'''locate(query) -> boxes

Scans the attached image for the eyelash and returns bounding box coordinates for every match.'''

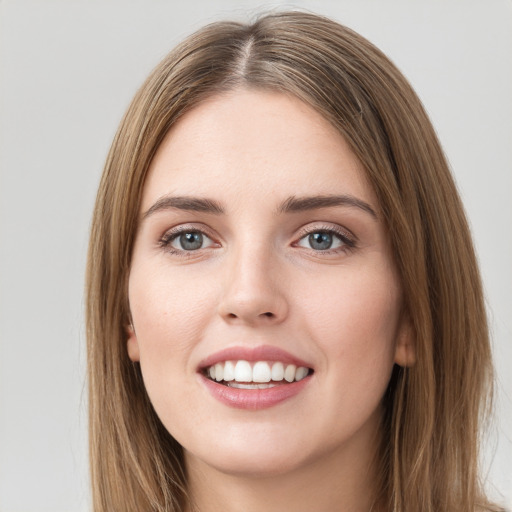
[158,224,217,257]
[158,224,356,256]
[294,224,356,254]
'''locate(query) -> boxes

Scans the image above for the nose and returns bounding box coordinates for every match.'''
[217,245,289,326]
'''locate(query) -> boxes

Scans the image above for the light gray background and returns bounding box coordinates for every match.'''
[0,1,510,511]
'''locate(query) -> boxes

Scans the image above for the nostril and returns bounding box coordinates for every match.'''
[263,312,274,317]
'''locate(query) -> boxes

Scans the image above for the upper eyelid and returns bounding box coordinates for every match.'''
[295,223,356,241]
[160,223,217,239]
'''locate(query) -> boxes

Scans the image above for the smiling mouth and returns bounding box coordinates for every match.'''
[203,360,313,389]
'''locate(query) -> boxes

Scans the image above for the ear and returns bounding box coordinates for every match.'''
[126,324,140,362]
[393,313,416,367]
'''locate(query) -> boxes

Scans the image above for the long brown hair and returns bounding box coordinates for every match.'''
[86,11,500,511]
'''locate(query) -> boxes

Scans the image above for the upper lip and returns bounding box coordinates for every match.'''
[198,345,313,371]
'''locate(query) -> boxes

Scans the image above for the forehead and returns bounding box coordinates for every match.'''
[142,88,377,211]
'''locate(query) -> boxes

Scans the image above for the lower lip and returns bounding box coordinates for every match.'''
[200,374,311,410]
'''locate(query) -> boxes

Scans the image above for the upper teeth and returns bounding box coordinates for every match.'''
[207,360,310,383]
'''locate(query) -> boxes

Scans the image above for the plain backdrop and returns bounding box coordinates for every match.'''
[0,1,511,510]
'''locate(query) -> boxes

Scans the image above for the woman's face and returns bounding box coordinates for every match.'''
[127,89,412,477]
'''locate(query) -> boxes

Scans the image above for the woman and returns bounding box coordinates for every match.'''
[86,11,503,512]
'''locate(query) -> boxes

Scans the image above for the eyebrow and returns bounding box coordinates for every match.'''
[278,194,378,219]
[142,195,225,219]
[142,193,377,220]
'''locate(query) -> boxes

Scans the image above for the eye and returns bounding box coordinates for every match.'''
[303,232,336,251]
[161,229,216,252]
[295,228,354,252]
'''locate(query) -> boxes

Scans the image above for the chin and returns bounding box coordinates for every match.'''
[183,423,333,480]
[191,446,311,479]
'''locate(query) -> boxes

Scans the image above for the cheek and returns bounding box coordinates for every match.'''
[127,266,219,427]
[297,264,401,381]
[128,265,217,367]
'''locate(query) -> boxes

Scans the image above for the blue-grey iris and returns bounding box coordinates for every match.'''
[180,232,203,250]
[309,232,333,250]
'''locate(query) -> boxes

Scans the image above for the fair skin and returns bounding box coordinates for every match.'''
[127,89,414,512]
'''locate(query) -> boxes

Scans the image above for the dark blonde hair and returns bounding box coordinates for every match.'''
[86,11,500,511]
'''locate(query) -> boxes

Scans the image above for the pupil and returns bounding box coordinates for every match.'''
[180,232,203,250]
[309,232,332,250]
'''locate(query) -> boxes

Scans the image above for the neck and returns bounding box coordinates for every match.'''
[184,416,384,512]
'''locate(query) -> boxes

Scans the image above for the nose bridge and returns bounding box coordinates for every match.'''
[218,234,287,324]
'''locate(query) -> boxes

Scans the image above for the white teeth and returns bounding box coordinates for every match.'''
[295,366,308,381]
[271,362,284,381]
[252,361,271,383]
[227,382,278,389]
[206,360,310,384]
[234,360,252,382]
[214,363,224,382]
[223,361,235,381]
[284,364,296,383]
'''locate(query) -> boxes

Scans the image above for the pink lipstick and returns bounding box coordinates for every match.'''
[198,345,314,410]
